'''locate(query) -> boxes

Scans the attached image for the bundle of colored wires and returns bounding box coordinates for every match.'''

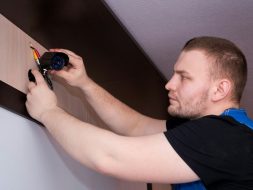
[30,43,41,66]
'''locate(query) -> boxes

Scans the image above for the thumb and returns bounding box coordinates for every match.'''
[51,69,71,80]
[31,70,46,85]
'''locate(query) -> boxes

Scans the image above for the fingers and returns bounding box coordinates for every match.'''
[31,70,46,85]
[51,69,72,80]
[27,70,46,93]
[49,48,84,68]
[27,82,36,92]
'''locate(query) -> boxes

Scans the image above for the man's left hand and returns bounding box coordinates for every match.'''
[26,70,58,122]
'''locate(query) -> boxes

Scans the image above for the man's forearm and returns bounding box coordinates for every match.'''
[78,78,148,136]
[40,107,120,172]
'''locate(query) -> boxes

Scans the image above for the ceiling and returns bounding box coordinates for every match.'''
[103,0,253,78]
[103,0,253,115]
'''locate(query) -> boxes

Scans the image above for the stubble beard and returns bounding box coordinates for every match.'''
[168,90,209,119]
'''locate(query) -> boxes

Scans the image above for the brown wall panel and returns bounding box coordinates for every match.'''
[0,13,147,190]
[0,14,103,126]
[0,0,169,120]
[1,1,170,189]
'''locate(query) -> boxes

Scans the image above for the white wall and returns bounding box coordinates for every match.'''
[0,107,146,190]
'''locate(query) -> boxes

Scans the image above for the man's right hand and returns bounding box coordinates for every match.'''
[49,48,166,137]
[49,49,90,88]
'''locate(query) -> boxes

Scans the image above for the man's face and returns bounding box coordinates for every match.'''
[165,50,213,119]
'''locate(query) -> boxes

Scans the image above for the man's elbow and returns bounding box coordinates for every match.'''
[92,154,120,178]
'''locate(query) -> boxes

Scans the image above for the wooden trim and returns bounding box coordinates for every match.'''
[0,80,42,126]
[147,183,153,190]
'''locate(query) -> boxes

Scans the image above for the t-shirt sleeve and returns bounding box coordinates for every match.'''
[166,117,189,130]
[164,115,252,185]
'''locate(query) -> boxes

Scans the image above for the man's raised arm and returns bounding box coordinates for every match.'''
[50,49,166,136]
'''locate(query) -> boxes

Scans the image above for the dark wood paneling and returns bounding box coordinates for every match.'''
[0,0,169,119]
[1,1,169,189]
[0,80,42,126]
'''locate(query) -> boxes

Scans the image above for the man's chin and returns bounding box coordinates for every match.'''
[168,107,180,117]
[168,107,194,119]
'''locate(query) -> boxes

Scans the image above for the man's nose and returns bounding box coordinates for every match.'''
[165,75,176,91]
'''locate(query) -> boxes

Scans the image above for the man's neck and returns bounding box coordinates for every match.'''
[205,102,240,116]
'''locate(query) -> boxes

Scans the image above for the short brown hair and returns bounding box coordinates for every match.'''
[182,36,247,103]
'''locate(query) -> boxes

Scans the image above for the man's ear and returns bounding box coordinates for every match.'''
[211,79,232,102]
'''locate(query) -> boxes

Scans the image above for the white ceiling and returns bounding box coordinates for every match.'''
[103,0,253,116]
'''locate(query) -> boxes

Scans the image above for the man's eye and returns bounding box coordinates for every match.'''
[181,76,187,80]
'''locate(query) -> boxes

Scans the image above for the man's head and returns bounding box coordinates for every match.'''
[166,36,247,119]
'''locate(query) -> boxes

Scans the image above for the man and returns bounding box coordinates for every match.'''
[26,36,253,189]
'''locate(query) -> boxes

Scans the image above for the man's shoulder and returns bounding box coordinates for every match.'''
[166,115,232,130]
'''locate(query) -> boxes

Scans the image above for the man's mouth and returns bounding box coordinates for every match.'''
[169,99,177,105]
[169,94,177,101]
[169,97,178,106]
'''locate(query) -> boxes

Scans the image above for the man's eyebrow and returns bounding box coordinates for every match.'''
[174,69,191,76]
